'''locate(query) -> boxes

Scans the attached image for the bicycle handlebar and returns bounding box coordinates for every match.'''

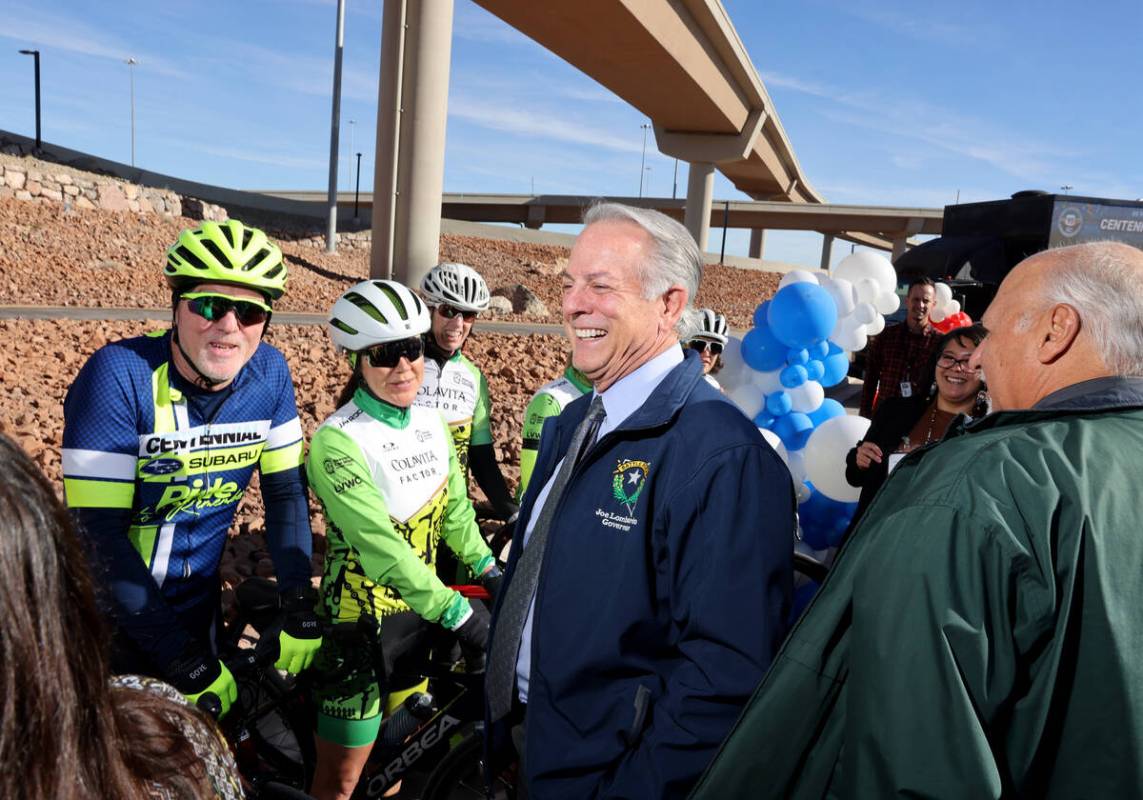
[451,584,491,601]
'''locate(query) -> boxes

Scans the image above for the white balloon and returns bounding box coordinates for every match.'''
[834,251,897,295]
[832,317,865,352]
[804,414,872,502]
[718,336,750,391]
[866,314,886,336]
[874,291,900,315]
[929,307,948,323]
[934,282,953,306]
[821,276,857,318]
[854,277,881,305]
[852,301,877,326]
[848,329,868,353]
[726,379,763,419]
[788,380,825,413]
[778,269,820,289]
[751,366,784,396]
[758,427,789,466]
[786,449,808,486]
[947,299,961,315]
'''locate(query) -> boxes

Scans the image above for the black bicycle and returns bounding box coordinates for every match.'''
[211,577,515,800]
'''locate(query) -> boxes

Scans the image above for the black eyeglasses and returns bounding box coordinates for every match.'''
[363,336,424,368]
[688,340,724,356]
[436,304,477,322]
[936,353,978,371]
[183,293,271,327]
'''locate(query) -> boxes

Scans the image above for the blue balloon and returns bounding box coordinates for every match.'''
[804,359,825,382]
[764,390,792,417]
[808,398,845,427]
[799,484,859,549]
[773,411,813,451]
[767,283,839,349]
[752,300,771,328]
[753,410,775,429]
[820,342,850,388]
[780,364,808,388]
[742,323,788,372]
[812,340,832,359]
[786,348,809,366]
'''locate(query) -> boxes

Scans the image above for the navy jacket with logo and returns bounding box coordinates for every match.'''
[488,351,795,798]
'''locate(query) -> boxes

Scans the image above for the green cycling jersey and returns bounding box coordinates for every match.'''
[517,366,592,500]
[307,385,494,630]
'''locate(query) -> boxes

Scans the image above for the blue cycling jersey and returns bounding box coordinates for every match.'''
[62,330,312,667]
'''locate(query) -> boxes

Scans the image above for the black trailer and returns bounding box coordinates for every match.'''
[895,191,1143,317]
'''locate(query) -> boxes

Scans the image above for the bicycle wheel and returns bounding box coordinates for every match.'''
[234,679,317,793]
[420,733,515,800]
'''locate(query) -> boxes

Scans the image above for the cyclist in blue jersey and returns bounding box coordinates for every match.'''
[62,220,321,718]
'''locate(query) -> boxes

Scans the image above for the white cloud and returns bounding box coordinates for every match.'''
[0,5,190,80]
[449,98,642,154]
[837,5,987,48]
[160,138,326,171]
[763,69,1077,185]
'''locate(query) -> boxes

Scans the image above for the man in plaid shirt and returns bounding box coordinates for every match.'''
[859,277,941,418]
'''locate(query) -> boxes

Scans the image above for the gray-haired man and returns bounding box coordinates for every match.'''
[485,202,795,798]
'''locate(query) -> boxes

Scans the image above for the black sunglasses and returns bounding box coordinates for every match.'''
[183,293,270,327]
[688,340,724,356]
[437,304,477,322]
[364,336,424,368]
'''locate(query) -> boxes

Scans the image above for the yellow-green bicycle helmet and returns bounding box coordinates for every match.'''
[164,220,287,300]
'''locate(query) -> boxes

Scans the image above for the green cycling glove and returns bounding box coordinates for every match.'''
[276,586,322,674]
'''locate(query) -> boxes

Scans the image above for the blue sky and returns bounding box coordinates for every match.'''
[2,0,1140,268]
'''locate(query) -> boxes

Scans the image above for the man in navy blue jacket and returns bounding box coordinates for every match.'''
[486,201,795,798]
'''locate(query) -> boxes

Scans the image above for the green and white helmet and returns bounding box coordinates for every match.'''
[420,262,490,313]
[164,220,287,299]
[691,308,729,345]
[328,279,430,351]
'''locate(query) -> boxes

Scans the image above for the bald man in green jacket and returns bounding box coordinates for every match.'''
[693,241,1143,799]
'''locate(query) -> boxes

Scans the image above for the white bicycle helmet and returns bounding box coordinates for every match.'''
[690,308,729,345]
[420,262,491,313]
[328,279,430,351]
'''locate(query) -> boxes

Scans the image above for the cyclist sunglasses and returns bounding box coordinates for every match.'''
[436,304,478,322]
[182,292,271,327]
[364,336,424,368]
[688,339,724,356]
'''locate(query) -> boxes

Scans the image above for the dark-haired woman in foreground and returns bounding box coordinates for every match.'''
[0,433,242,800]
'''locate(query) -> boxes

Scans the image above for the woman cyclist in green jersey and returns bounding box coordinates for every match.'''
[307,279,500,800]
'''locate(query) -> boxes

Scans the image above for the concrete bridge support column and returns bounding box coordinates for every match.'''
[749,228,766,260]
[684,162,715,251]
[370,0,454,283]
[891,235,907,263]
[820,234,834,272]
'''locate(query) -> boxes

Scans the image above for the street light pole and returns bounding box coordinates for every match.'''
[125,58,137,167]
[672,158,679,200]
[638,122,651,198]
[18,49,41,150]
[354,152,362,220]
[325,0,346,254]
[347,119,355,184]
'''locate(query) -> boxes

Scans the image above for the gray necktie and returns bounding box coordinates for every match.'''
[486,395,605,721]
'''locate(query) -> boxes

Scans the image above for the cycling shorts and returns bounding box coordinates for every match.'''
[313,611,431,748]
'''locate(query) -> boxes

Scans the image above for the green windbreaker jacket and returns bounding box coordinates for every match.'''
[692,398,1143,799]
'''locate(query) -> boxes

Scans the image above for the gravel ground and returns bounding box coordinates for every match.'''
[0,197,779,327]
